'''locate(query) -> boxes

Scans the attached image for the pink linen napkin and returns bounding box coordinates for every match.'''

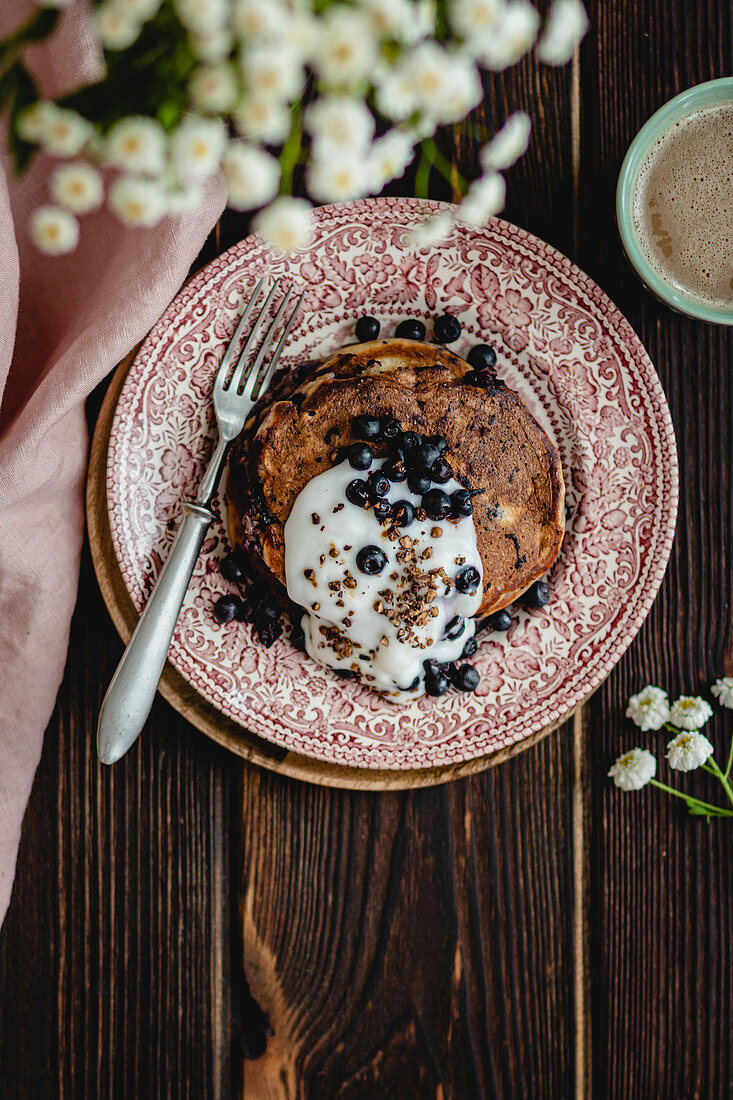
[0,5,226,924]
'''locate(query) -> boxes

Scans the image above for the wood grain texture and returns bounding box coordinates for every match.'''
[1,2,732,1097]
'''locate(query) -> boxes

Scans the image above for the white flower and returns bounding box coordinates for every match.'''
[477,1,540,70]
[191,27,233,62]
[115,0,161,19]
[233,0,289,40]
[105,116,167,174]
[96,4,141,50]
[402,43,482,125]
[50,162,104,214]
[171,116,225,181]
[450,0,502,46]
[16,101,56,144]
[222,142,280,210]
[666,731,714,772]
[29,205,80,255]
[669,695,713,731]
[253,196,313,252]
[240,42,304,101]
[369,130,415,187]
[305,97,375,155]
[362,0,417,39]
[313,6,378,88]
[39,0,74,8]
[174,0,228,35]
[166,181,203,215]
[608,748,657,792]
[457,171,506,227]
[233,94,291,144]
[190,63,239,113]
[625,685,670,732]
[711,678,733,709]
[38,106,92,157]
[537,0,589,65]
[481,111,532,170]
[374,65,419,123]
[406,211,454,248]
[109,175,167,227]
[307,152,373,202]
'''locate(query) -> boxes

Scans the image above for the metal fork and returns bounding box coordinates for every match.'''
[97,279,304,765]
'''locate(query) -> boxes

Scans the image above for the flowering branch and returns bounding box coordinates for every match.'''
[609,679,733,821]
[1,0,589,254]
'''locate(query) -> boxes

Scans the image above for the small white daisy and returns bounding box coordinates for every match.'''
[669,695,713,731]
[171,116,226,181]
[666,731,714,773]
[109,175,168,227]
[625,685,671,732]
[222,142,280,211]
[96,4,142,51]
[608,748,657,791]
[537,0,590,65]
[114,0,161,19]
[457,171,506,227]
[38,106,92,157]
[191,27,233,62]
[240,41,304,102]
[307,152,373,203]
[313,6,378,88]
[478,0,540,70]
[233,94,291,144]
[711,678,733,709]
[190,63,239,113]
[16,101,56,144]
[481,111,532,171]
[30,205,80,255]
[369,129,415,187]
[253,196,313,252]
[374,64,419,123]
[105,115,167,175]
[361,0,416,39]
[166,180,203,215]
[305,97,375,154]
[406,211,455,248]
[233,0,289,40]
[403,43,482,125]
[174,0,228,35]
[50,162,104,214]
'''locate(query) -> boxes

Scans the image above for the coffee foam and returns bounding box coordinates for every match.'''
[632,101,733,309]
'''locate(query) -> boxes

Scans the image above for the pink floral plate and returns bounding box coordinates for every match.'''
[106,196,678,771]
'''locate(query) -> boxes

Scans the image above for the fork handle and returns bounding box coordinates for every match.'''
[97,502,214,764]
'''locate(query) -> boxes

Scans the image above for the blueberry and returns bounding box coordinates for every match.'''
[489,609,512,631]
[258,601,280,620]
[400,431,422,453]
[290,627,306,652]
[461,635,478,658]
[422,488,452,520]
[395,319,426,341]
[220,550,246,583]
[213,594,243,624]
[445,616,466,640]
[257,618,282,648]
[347,442,373,470]
[425,670,451,697]
[424,434,448,456]
[467,344,497,371]
[410,442,441,474]
[452,663,480,692]
[408,472,432,495]
[355,315,380,341]
[455,565,481,594]
[379,415,401,442]
[367,471,390,500]
[451,489,473,518]
[430,457,453,484]
[335,668,359,679]
[523,580,550,609]
[384,458,407,482]
[373,499,392,521]
[356,545,387,575]
[352,414,381,440]
[423,658,444,675]
[346,478,369,507]
[391,500,415,527]
[434,314,462,343]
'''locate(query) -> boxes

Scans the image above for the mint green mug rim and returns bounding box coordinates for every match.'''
[616,77,733,325]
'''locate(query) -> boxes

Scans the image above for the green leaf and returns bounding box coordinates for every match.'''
[4,63,39,174]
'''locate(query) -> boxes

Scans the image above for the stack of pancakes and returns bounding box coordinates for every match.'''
[226,338,565,618]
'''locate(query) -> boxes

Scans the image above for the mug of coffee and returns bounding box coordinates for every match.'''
[616,77,733,324]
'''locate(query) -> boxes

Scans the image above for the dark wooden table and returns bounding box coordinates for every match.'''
[1,3,732,1096]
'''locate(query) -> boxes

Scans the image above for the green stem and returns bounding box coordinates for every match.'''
[706,757,733,810]
[724,735,733,781]
[414,146,432,199]
[421,136,467,193]
[278,99,302,196]
[648,778,733,817]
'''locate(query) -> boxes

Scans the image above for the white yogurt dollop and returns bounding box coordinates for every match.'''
[284,458,483,701]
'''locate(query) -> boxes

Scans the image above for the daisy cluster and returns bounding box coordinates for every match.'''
[608,679,733,820]
[11,0,589,254]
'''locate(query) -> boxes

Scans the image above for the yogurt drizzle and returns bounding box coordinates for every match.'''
[284,458,483,701]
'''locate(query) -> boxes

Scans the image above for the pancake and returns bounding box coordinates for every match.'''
[227,338,564,618]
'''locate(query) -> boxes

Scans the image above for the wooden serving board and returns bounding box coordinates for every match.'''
[86,349,573,790]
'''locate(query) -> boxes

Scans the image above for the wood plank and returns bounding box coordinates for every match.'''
[577,2,733,1096]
